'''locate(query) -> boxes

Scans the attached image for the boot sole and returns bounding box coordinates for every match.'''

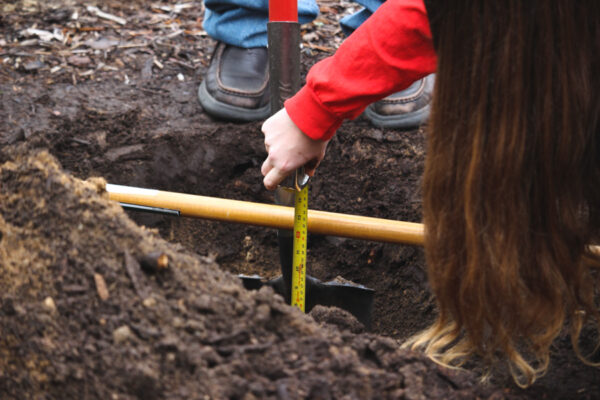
[363,103,431,129]
[198,81,271,122]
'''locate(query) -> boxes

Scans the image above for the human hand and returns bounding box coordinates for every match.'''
[261,108,328,190]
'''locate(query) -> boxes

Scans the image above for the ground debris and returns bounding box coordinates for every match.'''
[124,250,149,298]
[0,0,209,86]
[86,6,127,26]
[42,296,57,313]
[140,251,169,273]
[94,272,110,301]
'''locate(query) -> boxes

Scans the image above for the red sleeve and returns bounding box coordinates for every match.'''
[285,0,437,141]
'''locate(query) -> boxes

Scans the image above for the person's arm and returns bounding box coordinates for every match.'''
[262,0,436,189]
[286,0,436,141]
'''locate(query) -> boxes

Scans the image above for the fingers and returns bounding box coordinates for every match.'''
[261,142,327,188]
[263,165,289,190]
[263,168,285,191]
[260,158,273,177]
[261,157,293,190]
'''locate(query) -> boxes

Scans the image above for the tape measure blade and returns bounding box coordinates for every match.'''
[291,185,308,312]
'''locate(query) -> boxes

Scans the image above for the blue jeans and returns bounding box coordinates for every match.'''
[203,0,385,48]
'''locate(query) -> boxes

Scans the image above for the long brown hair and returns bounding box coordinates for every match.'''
[410,0,600,386]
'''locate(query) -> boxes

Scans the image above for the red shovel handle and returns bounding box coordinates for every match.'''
[269,0,298,22]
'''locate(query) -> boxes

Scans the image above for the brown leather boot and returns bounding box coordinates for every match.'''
[198,42,270,121]
[364,73,435,129]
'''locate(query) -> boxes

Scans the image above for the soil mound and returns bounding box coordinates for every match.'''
[0,149,503,399]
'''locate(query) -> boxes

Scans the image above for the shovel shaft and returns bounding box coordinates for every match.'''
[106,184,425,246]
[268,21,300,115]
[268,12,303,306]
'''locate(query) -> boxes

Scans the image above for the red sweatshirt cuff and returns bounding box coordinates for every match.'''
[284,86,343,142]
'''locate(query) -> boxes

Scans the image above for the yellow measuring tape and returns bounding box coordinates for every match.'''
[291,184,308,311]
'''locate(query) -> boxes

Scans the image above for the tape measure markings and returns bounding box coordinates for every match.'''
[291,184,308,311]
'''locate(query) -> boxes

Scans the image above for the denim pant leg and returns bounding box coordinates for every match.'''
[203,0,320,48]
[339,0,386,36]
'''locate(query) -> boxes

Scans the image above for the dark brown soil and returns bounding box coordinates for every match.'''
[0,1,598,399]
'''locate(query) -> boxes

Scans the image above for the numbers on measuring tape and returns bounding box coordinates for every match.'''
[291,184,308,312]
